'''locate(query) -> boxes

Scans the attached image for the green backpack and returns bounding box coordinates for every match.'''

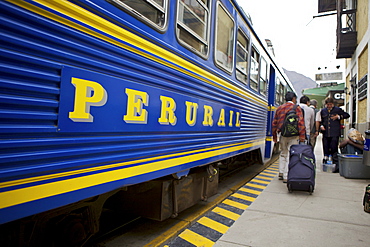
[281,105,299,137]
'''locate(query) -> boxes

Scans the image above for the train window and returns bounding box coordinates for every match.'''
[284,86,289,101]
[108,0,168,29]
[275,78,280,104]
[280,81,284,104]
[177,0,210,56]
[236,30,249,83]
[275,78,283,105]
[259,57,268,96]
[215,3,234,72]
[250,46,259,90]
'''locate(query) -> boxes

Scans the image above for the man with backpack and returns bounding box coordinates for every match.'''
[272,92,306,183]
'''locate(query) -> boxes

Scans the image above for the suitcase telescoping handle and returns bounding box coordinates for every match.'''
[299,140,308,145]
[299,134,311,145]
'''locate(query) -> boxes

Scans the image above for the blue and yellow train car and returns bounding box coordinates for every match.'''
[0,0,294,245]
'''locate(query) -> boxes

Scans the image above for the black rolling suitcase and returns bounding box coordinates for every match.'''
[287,144,316,194]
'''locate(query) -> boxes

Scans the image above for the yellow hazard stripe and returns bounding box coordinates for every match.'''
[223,199,249,210]
[212,207,240,221]
[246,183,266,190]
[178,229,215,247]
[238,187,262,195]
[250,178,270,184]
[197,217,229,234]
[232,193,256,202]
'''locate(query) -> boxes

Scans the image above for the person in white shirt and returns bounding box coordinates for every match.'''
[309,99,319,148]
[299,96,315,143]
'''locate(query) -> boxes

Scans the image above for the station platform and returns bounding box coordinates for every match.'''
[165,135,370,247]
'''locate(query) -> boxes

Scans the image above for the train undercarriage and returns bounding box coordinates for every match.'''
[0,149,263,247]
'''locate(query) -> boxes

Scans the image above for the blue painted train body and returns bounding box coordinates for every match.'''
[0,0,294,242]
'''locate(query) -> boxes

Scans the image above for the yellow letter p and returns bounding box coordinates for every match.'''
[68,78,107,122]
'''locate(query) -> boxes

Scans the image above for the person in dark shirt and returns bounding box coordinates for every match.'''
[316,97,350,172]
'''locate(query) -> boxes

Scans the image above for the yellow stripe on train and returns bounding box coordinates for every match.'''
[0,139,264,210]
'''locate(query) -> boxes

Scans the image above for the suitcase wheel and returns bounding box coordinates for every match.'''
[308,185,314,195]
[365,202,370,213]
[288,183,293,193]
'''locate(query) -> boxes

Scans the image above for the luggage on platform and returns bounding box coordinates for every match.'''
[287,144,316,194]
[364,184,370,213]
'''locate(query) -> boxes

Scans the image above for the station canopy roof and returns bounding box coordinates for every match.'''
[302,83,345,109]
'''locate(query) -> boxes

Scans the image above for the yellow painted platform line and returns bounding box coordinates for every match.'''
[259,172,275,177]
[250,178,270,184]
[178,229,215,247]
[197,217,229,234]
[223,198,249,210]
[266,167,279,171]
[246,183,266,189]
[238,187,262,195]
[263,170,278,174]
[255,174,274,180]
[265,167,278,171]
[231,193,256,202]
[212,206,240,221]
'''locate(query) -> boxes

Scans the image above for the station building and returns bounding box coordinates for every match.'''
[320,0,370,134]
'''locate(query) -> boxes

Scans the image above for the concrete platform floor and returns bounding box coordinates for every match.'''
[214,135,370,247]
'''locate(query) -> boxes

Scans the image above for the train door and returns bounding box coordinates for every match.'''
[264,65,276,159]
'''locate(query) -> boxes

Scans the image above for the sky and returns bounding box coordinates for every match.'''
[236,0,345,81]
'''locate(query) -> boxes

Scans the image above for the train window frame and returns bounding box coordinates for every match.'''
[176,0,210,57]
[236,29,250,84]
[214,2,235,74]
[107,0,168,31]
[250,45,259,91]
[259,57,268,96]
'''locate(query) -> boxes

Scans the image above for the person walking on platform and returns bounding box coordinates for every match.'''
[309,99,319,148]
[272,92,306,183]
[299,96,315,144]
[316,97,350,172]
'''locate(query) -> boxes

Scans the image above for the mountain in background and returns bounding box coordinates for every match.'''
[283,69,317,98]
